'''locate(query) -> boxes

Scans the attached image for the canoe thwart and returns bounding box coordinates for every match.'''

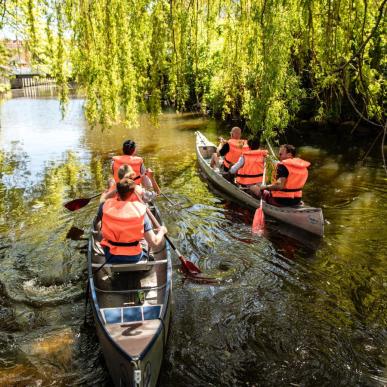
[92,259,168,272]
[94,283,168,295]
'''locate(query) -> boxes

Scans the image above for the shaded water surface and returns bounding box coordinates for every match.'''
[0,88,386,386]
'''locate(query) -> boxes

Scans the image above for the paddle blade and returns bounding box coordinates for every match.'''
[252,207,265,234]
[64,198,91,211]
[66,226,85,240]
[178,255,202,275]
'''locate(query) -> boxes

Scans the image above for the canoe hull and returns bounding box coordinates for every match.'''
[88,203,172,387]
[91,285,171,387]
[195,131,324,236]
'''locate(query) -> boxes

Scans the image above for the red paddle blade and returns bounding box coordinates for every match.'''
[66,226,85,240]
[252,207,265,234]
[178,255,202,274]
[64,198,91,211]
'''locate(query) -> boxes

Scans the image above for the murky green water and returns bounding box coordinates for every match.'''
[0,88,386,386]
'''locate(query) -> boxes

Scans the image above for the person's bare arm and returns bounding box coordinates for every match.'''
[100,178,116,203]
[260,177,286,191]
[100,189,116,203]
[144,226,167,249]
[145,168,161,195]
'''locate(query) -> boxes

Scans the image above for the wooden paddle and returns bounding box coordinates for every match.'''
[144,206,202,275]
[252,160,266,234]
[65,191,177,211]
[160,192,180,207]
[64,193,101,211]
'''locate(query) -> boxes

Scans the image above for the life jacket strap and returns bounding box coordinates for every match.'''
[279,188,302,192]
[236,173,263,178]
[107,240,140,247]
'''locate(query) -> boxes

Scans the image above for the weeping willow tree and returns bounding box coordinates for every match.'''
[0,0,385,140]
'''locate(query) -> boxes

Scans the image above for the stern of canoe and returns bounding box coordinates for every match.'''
[262,202,324,237]
[92,294,172,387]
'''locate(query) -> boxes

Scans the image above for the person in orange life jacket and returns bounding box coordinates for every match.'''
[111,139,152,188]
[95,178,167,264]
[253,144,310,207]
[100,164,161,204]
[229,137,268,188]
[210,127,248,172]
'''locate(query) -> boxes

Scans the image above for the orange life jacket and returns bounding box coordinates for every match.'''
[223,139,249,168]
[236,149,268,185]
[112,155,143,184]
[101,198,146,256]
[271,158,310,199]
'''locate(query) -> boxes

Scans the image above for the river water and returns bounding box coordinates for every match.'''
[0,88,386,386]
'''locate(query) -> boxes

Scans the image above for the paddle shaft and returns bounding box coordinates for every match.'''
[87,193,102,200]
[259,160,267,208]
[160,192,178,207]
[64,193,101,211]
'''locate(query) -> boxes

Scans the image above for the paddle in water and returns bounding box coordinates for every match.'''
[252,160,266,235]
[66,226,86,240]
[144,206,204,276]
[64,193,101,211]
[252,205,265,234]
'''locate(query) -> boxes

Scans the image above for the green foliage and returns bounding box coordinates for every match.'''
[1,0,385,136]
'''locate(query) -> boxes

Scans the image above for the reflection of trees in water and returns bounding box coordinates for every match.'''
[0,146,109,240]
[89,152,109,192]
[0,149,30,232]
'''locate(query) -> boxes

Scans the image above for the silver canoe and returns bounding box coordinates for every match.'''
[87,202,172,387]
[195,131,324,237]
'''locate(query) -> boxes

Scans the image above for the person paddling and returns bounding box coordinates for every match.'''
[95,177,167,264]
[252,144,310,207]
[112,140,152,187]
[229,137,268,189]
[101,164,161,203]
[210,127,248,172]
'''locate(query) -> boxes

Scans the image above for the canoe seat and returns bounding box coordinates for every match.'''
[101,305,162,325]
[92,259,167,272]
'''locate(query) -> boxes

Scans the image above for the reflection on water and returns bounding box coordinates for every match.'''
[0,87,386,386]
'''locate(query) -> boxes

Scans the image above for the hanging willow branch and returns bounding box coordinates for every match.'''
[335,0,387,72]
[341,80,383,128]
[382,121,387,175]
[0,0,382,153]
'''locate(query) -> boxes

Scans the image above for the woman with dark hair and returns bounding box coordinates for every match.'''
[95,177,167,263]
